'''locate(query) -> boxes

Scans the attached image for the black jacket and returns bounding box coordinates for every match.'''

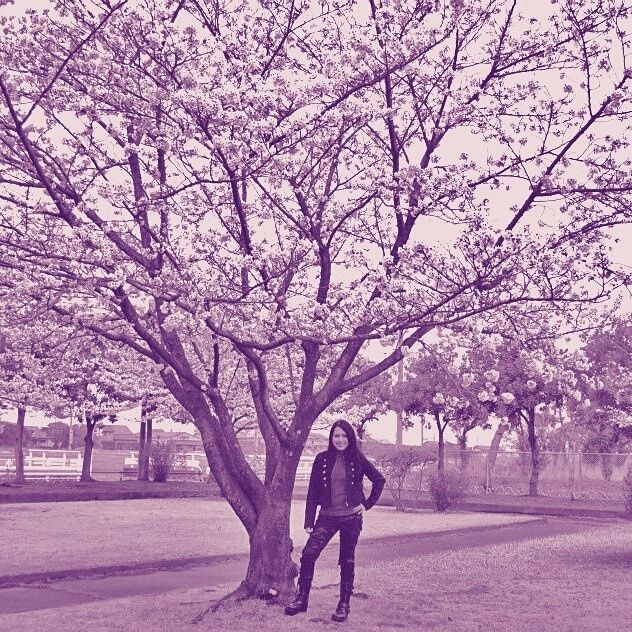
[304,449,386,529]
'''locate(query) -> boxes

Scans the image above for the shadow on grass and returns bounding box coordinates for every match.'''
[566,549,632,569]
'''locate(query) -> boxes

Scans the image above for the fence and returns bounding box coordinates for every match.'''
[0,449,83,481]
[0,448,212,482]
[2,446,629,500]
[244,454,315,483]
[89,450,211,481]
[396,449,632,501]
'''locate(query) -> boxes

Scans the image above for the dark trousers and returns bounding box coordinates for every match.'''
[299,512,362,593]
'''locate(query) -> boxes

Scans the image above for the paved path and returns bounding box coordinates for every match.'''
[0,516,609,615]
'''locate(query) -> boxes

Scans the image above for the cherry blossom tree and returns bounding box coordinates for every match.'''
[572,319,632,478]
[0,0,630,602]
[393,333,490,471]
[455,333,514,482]
[475,338,565,496]
[57,329,195,482]
[45,421,71,448]
[583,318,632,433]
[0,296,69,482]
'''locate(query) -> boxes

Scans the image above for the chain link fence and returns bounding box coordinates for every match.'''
[397,449,631,500]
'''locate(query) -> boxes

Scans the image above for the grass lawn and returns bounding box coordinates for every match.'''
[0,498,538,577]
[0,479,219,502]
[0,517,629,631]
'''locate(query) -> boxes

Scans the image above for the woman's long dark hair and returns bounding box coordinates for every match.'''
[328,419,361,456]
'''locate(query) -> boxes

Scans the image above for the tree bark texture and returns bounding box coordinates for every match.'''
[81,414,96,482]
[484,421,508,489]
[138,397,153,481]
[458,430,469,471]
[396,358,404,447]
[242,498,298,598]
[436,412,445,472]
[189,407,302,599]
[525,408,540,496]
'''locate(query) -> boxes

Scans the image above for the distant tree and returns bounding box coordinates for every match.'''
[476,339,565,496]
[45,422,70,449]
[0,423,15,448]
[56,341,140,482]
[0,300,67,482]
[553,322,632,480]
[581,319,632,447]
[393,333,490,471]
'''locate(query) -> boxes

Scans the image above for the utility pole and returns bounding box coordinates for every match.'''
[396,357,404,448]
[68,404,74,450]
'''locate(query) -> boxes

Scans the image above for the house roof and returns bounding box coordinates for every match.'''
[101,425,135,440]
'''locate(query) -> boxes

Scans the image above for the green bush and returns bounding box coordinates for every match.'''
[622,466,632,517]
[150,440,184,483]
[429,470,466,512]
[373,446,436,512]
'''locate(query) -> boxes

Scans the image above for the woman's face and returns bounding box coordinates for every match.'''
[332,426,349,451]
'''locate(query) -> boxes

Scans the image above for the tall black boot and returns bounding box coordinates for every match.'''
[332,562,354,622]
[285,569,313,615]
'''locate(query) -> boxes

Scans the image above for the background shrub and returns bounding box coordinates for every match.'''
[623,465,632,517]
[373,446,435,511]
[150,440,184,483]
[429,470,466,512]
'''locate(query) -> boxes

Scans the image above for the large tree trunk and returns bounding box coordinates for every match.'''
[243,497,297,598]
[194,417,299,602]
[200,455,298,600]
[80,414,96,482]
[15,406,26,484]
[161,365,297,605]
[525,408,540,496]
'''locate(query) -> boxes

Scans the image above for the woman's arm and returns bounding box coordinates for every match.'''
[361,454,386,510]
[304,454,321,530]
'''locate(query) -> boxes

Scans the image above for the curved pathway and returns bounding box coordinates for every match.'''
[0,516,612,615]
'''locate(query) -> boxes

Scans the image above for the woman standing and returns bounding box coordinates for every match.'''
[285,419,385,622]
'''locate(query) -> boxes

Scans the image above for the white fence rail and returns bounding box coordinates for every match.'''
[0,449,83,481]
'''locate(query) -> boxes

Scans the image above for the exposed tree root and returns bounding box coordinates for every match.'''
[191,583,252,624]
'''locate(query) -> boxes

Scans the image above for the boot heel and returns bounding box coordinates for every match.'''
[331,600,350,622]
[285,602,308,616]
[284,589,310,616]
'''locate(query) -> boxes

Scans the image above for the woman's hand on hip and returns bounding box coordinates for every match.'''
[305,527,313,534]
